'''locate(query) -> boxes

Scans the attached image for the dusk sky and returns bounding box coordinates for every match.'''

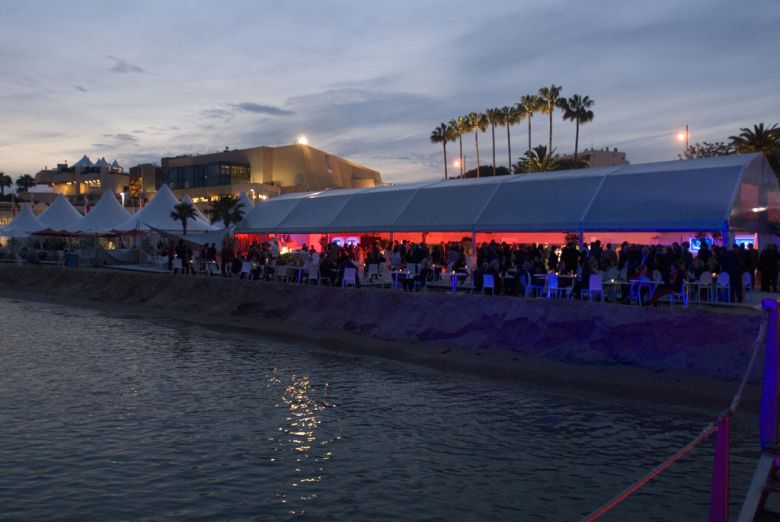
[1,0,778,183]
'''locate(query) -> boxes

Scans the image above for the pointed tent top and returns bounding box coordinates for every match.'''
[68,190,131,234]
[111,159,121,168]
[94,157,109,167]
[72,154,93,168]
[180,194,212,225]
[0,204,45,237]
[37,194,83,232]
[237,191,254,213]
[114,184,218,233]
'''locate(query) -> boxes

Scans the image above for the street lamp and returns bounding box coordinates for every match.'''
[120,192,125,207]
[297,135,309,145]
[677,125,689,158]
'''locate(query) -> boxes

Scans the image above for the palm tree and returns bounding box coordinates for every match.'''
[14,174,35,194]
[729,123,780,155]
[538,84,564,153]
[518,95,541,173]
[515,145,562,173]
[501,105,522,173]
[209,195,245,228]
[170,202,197,235]
[0,172,11,196]
[449,116,469,177]
[486,108,503,176]
[467,112,488,177]
[560,94,595,161]
[430,123,453,179]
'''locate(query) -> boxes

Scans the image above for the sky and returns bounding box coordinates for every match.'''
[1,0,779,184]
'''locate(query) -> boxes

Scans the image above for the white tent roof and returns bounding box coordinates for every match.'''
[180,194,212,225]
[115,184,218,233]
[68,190,132,234]
[238,153,780,234]
[236,191,254,213]
[37,194,83,232]
[0,205,45,238]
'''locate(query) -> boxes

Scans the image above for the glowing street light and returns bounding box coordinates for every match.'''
[120,191,125,207]
[297,135,309,145]
[677,124,689,157]
[453,158,461,169]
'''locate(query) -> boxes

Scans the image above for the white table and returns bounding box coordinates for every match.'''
[439,271,469,293]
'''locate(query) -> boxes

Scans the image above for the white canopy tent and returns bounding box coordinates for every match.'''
[0,205,45,238]
[180,194,213,226]
[236,191,254,213]
[68,190,132,235]
[37,195,83,233]
[237,153,780,237]
[115,184,218,233]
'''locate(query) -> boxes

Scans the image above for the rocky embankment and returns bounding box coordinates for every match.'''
[0,265,763,384]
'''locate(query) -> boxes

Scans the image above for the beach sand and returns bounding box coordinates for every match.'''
[0,265,767,410]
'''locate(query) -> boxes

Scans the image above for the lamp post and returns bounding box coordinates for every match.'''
[120,192,125,207]
[677,125,689,158]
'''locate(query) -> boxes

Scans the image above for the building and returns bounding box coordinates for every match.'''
[33,154,129,206]
[160,143,382,203]
[561,147,629,167]
[129,163,162,196]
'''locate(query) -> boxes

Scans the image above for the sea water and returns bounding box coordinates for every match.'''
[0,297,762,520]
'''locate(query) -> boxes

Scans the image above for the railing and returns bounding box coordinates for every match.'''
[583,298,775,521]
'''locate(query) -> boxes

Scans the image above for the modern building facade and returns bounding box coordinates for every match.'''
[129,163,163,195]
[561,148,629,167]
[160,143,382,202]
[32,155,129,206]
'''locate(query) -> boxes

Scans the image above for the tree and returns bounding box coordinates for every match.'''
[518,94,542,173]
[449,116,470,177]
[209,195,245,228]
[0,172,11,196]
[467,112,488,177]
[500,105,522,173]
[430,122,453,180]
[680,141,735,160]
[459,165,511,179]
[538,84,564,153]
[485,108,503,176]
[514,145,562,173]
[560,94,594,161]
[15,174,35,194]
[170,202,197,235]
[729,123,780,155]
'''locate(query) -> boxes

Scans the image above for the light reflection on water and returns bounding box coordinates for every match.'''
[0,297,762,520]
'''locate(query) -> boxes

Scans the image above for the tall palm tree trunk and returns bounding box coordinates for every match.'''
[574,120,580,162]
[474,131,481,178]
[491,124,496,176]
[527,115,533,173]
[442,142,448,180]
[548,110,553,153]
[506,125,512,173]
[458,136,464,177]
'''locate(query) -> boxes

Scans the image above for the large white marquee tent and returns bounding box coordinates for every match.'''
[115,184,219,233]
[67,190,132,235]
[237,153,779,242]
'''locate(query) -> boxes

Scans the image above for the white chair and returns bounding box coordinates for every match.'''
[240,261,252,279]
[524,274,544,298]
[694,271,713,302]
[630,277,652,305]
[546,273,567,298]
[743,272,753,301]
[716,272,730,303]
[582,274,605,302]
[306,264,319,285]
[481,274,495,295]
[342,267,357,288]
[366,263,379,282]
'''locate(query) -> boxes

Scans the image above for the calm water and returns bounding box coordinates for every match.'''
[0,297,763,521]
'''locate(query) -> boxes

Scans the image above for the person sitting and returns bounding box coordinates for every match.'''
[402,256,432,292]
[646,264,684,306]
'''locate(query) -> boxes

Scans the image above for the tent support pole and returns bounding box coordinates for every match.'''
[472,231,477,256]
[722,221,730,248]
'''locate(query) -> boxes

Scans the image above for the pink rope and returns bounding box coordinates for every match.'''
[583,311,768,521]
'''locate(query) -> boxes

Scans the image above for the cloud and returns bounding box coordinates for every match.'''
[73,85,87,92]
[102,133,138,143]
[200,108,233,120]
[105,55,148,74]
[231,102,294,116]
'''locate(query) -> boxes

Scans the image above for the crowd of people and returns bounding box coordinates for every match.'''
[156,234,780,305]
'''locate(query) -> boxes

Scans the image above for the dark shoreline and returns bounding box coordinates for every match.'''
[0,265,765,410]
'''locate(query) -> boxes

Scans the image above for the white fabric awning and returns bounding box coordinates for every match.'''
[236,153,779,234]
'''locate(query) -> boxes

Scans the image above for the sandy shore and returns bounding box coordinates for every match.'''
[0,265,766,409]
